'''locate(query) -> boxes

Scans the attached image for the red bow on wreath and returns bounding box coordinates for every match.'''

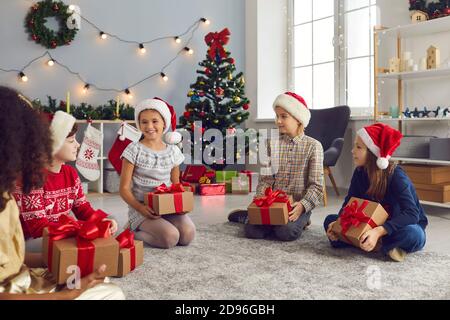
[204,28,231,60]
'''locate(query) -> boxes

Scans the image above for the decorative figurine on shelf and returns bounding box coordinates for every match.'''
[421,107,431,117]
[410,10,429,23]
[389,57,401,73]
[427,45,440,69]
[444,107,450,117]
[403,107,412,118]
[411,107,422,118]
[433,106,442,118]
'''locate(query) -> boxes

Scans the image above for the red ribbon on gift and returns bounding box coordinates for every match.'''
[147,183,186,214]
[252,188,292,225]
[339,199,378,243]
[205,28,230,60]
[240,170,254,191]
[46,211,111,278]
[116,229,136,271]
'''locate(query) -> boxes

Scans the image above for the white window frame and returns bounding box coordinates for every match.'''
[288,0,377,115]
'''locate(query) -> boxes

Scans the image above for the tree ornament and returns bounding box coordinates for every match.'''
[188,90,195,97]
[229,58,235,64]
[233,96,241,104]
[205,68,211,75]
[236,116,242,121]
[213,119,219,124]
[215,87,224,96]
[228,73,233,80]
[243,103,250,110]
[183,111,191,118]
[200,111,206,117]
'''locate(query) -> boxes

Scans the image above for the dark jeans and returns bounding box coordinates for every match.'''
[323,214,426,254]
[244,211,312,241]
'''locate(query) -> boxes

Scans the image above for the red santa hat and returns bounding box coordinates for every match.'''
[49,111,76,155]
[134,97,181,144]
[357,123,403,170]
[272,92,311,127]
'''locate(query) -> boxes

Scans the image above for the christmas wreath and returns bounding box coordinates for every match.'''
[25,0,78,49]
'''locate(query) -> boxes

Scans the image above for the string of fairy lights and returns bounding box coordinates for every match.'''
[0,3,211,98]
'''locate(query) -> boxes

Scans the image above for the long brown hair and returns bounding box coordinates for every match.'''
[365,151,396,201]
[0,87,53,211]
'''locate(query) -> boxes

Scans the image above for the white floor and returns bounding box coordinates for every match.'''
[87,188,450,255]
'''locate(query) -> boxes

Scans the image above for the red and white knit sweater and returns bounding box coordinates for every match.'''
[13,164,108,239]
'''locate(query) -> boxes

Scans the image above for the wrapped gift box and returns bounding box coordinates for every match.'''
[215,171,238,193]
[42,220,119,285]
[231,175,250,194]
[182,165,207,183]
[401,164,450,185]
[115,230,144,277]
[240,171,259,192]
[247,189,293,225]
[331,197,389,248]
[198,183,226,196]
[144,185,194,215]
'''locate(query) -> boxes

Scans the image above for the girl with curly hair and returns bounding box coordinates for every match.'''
[0,86,124,299]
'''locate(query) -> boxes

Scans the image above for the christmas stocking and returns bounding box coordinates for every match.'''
[76,124,102,181]
[108,123,141,174]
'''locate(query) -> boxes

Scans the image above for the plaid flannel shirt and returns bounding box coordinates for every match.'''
[256,133,324,213]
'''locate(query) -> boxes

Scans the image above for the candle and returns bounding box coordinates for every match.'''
[66,91,70,114]
[116,96,120,118]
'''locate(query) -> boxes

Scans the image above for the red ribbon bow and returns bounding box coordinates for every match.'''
[46,211,111,277]
[339,200,378,243]
[252,188,292,225]
[147,183,187,214]
[204,28,230,60]
[153,183,186,194]
[116,229,136,272]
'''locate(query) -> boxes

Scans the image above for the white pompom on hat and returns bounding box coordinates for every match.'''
[134,97,182,144]
[357,122,403,170]
[272,91,311,127]
[49,111,76,155]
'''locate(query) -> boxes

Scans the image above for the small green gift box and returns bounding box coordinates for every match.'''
[215,171,238,193]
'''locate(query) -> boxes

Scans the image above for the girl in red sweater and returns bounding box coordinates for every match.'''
[13,111,118,252]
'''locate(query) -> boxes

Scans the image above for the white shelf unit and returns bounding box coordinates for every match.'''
[75,120,135,194]
[374,18,450,208]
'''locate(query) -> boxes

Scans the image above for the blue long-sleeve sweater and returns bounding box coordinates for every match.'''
[339,166,428,235]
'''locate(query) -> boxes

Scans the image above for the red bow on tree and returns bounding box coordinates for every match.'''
[204,28,231,60]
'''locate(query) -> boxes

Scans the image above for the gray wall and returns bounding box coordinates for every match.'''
[0,0,245,115]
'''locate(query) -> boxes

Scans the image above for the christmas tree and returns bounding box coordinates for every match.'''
[178,28,256,170]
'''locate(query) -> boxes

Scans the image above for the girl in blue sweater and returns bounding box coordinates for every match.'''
[324,123,428,262]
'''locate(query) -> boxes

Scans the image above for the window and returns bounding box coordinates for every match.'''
[290,0,377,114]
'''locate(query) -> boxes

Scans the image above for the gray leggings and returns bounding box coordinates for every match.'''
[244,211,312,241]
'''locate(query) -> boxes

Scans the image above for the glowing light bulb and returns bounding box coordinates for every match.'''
[139,43,146,54]
[100,32,107,40]
[174,36,181,44]
[160,72,169,82]
[47,59,55,67]
[19,72,28,82]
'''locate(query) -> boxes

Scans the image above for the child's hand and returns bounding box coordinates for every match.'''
[326,222,339,241]
[138,204,160,219]
[103,218,118,235]
[288,202,304,222]
[359,229,380,252]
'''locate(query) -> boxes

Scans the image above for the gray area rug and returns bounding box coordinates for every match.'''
[114,223,450,300]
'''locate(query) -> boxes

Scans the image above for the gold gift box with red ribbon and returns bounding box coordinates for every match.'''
[144,183,194,215]
[42,213,119,285]
[247,188,293,225]
[331,197,389,248]
[115,229,144,277]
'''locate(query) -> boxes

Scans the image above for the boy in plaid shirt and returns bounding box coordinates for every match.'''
[228,92,324,241]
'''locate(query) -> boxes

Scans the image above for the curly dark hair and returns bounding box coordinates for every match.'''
[0,86,53,211]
